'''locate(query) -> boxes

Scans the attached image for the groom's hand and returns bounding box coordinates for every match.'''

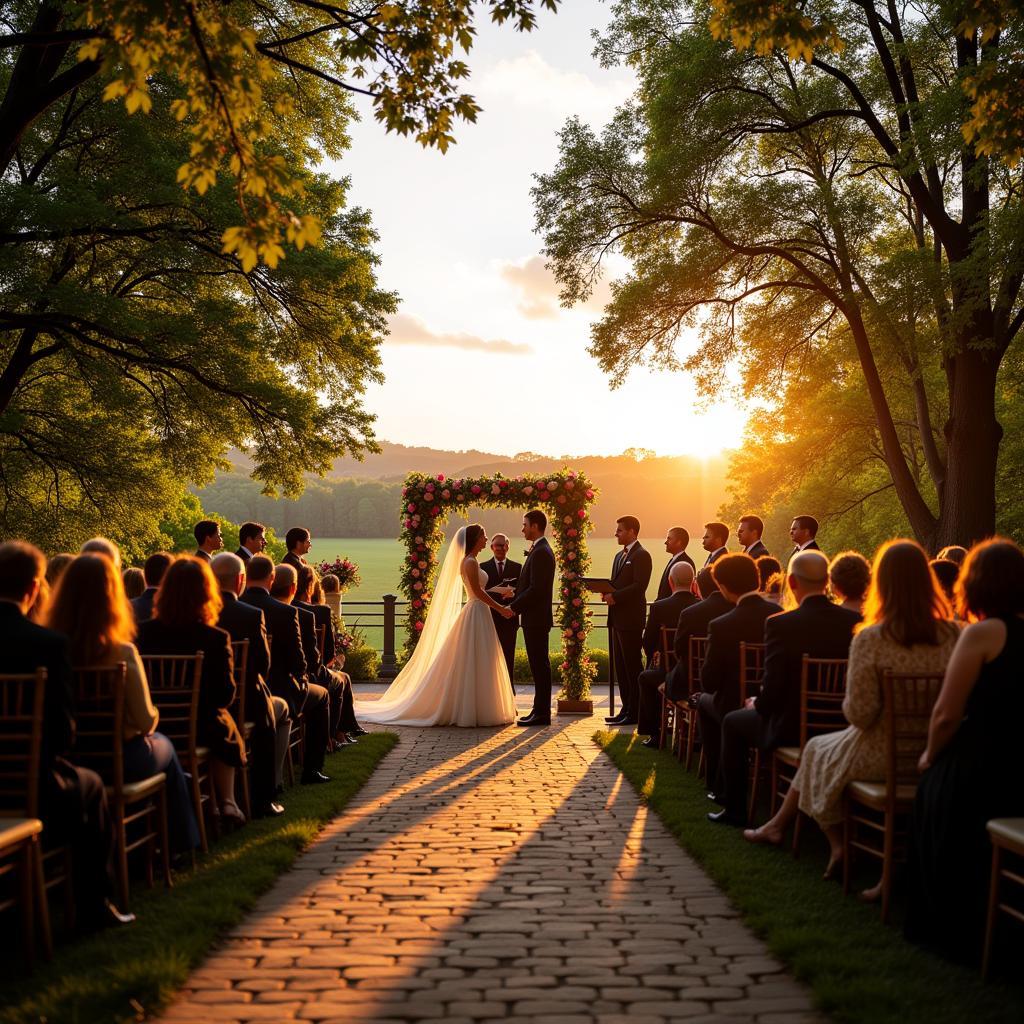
[495,586,514,599]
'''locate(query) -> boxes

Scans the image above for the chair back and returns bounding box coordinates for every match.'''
[687,636,709,694]
[0,670,46,818]
[141,653,204,755]
[230,639,249,727]
[71,664,128,792]
[800,656,849,746]
[660,626,677,671]
[882,670,945,806]
[739,642,766,703]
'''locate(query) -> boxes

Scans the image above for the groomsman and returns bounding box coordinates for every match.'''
[737,515,770,559]
[236,522,266,562]
[481,533,521,690]
[696,522,730,597]
[788,515,821,562]
[283,527,312,570]
[603,516,653,726]
[193,520,223,562]
[656,527,696,601]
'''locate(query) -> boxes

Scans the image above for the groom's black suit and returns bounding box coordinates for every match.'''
[510,536,555,722]
[481,555,521,691]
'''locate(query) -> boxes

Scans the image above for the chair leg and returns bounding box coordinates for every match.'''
[881,810,895,924]
[238,761,252,821]
[791,812,803,858]
[982,843,1001,980]
[115,803,130,912]
[157,785,172,888]
[62,847,75,931]
[685,714,697,771]
[842,796,852,896]
[34,842,52,959]
[191,764,208,854]
[747,751,761,826]
[19,842,34,970]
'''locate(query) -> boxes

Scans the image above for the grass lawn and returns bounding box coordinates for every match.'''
[595,730,1024,1024]
[0,732,397,1024]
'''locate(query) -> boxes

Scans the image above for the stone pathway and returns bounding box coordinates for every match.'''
[161,712,820,1024]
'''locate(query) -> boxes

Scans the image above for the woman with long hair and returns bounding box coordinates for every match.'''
[744,540,958,886]
[47,554,199,850]
[135,557,247,825]
[828,551,871,615]
[906,538,1024,962]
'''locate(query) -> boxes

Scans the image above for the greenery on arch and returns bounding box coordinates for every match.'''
[398,469,598,701]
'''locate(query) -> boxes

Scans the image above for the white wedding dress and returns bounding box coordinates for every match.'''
[354,528,517,727]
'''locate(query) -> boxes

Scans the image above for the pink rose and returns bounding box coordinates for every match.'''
[437,474,445,482]
[523,486,534,496]
[557,495,567,505]
[562,587,570,596]
[471,484,482,495]
[415,536,424,544]
[572,597,582,607]
[407,502,416,513]
[413,581,423,591]
[491,484,501,495]
[567,551,576,560]
[411,569,420,578]
[546,481,558,491]
[402,487,408,497]
[572,621,580,629]
[577,509,586,519]
[565,480,575,490]
[561,662,569,671]
[404,518,413,528]
[563,629,573,638]
[585,490,594,499]
[441,489,451,499]
[425,482,434,492]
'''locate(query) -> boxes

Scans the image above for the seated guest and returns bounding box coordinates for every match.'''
[656,527,695,600]
[193,520,223,563]
[136,558,246,824]
[211,553,289,818]
[240,557,331,784]
[696,522,730,597]
[45,552,74,588]
[756,556,781,594]
[696,554,779,790]
[48,555,199,851]
[829,551,871,615]
[930,558,960,608]
[131,551,172,624]
[283,527,312,570]
[745,541,957,882]
[81,536,122,570]
[636,562,699,743]
[664,578,735,705]
[0,541,132,929]
[788,515,821,560]
[122,566,146,600]
[710,550,859,827]
[906,538,1024,963]
[937,544,967,566]
[235,521,266,563]
[320,573,341,601]
[737,515,770,559]
[762,571,785,605]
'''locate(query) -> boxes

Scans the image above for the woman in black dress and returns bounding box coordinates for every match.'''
[905,538,1024,962]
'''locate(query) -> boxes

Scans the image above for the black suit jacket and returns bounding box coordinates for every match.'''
[609,542,653,631]
[745,540,770,560]
[788,540,822,566]
[481,557,522,632]
[642,590,699,661]
[754,595,859,747]
[217,591,274,730]
[294,604,322,680]
[511,538,555,629]
[665,591,735,702]
[282,551,305,571]
[235,547,252,563]
[696,546,728,598]
[655,552,696,601]
[239,586,307,714]
[297,602,336,666]
[130,587,158,624]
[699,593,779,717]
[194,549,212,562]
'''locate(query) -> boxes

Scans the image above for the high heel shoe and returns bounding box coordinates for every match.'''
[218,802,246,829]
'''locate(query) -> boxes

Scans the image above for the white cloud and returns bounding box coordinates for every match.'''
[386,313,533,355]
[499,255,613,320]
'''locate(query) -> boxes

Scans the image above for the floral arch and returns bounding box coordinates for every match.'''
[397,469,599,702]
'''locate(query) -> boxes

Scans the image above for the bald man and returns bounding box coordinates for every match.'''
[709,550,861,826]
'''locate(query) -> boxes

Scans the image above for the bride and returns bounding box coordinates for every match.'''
[354,524,518,727]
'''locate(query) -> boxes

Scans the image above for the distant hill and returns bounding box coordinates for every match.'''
[200,442,733,540]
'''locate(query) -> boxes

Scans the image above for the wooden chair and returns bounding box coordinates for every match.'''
[315,624,326,662]
[285,714,305,786]
[675,635,708,770]
[657,626,678,750]
[72,664,171,910]
[982,818,1024,979]
[772,656,849,852]
[842,670,944,923]
[141,653,211,853]
[0,670,51,964]
[739,642,766,822]
[228,640,251,818]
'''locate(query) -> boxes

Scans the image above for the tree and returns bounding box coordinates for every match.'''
[534,0,1024,549]
[0,71,395,552]
[0,0,560,267]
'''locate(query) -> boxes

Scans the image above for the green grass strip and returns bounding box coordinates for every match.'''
[595,729,1024,1024]
[0,732,398,1024]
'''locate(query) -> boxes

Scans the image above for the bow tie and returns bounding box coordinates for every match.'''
[523,549,531,558]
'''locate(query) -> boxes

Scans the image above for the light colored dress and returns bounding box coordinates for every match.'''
[794,621,960,827]
[354,562,516,728]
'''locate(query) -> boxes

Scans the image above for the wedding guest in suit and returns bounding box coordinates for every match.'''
[906,538,1024,963]
[829,551,871,615]
[81,536,122,570]
[937,544,967,566]
[710,550,859,827]
[481,533,521,687]
[45,552,74,588]
[505,510,555,726]
[135,557,246,824]
[131,551,172,624]
[122,566,146,600]
[696,522,730,596]
[656,527,696,601]
[283,527,311,570]
[696,554,779,789]
[746,541,955,881]
[603,516,653,726]
[636,561,699,744]
[308,573,366,737]
[788,515,821,560]
[235,522,266,563]
[193,520,223,562]
[737,515,770,559]
[211,553,288,817]
[49,554,200,850]
[0,542,132,929]
[664,584,735,703]
[930,558,960,607]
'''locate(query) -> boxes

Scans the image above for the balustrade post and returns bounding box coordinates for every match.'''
[380,594,398,680]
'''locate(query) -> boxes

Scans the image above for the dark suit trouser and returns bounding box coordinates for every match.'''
[697,693,724,792]
[612,628,643,718]
[300,683,330,773]
[523,626,552,720]
[720,707,766,818]
[637,667,666,736]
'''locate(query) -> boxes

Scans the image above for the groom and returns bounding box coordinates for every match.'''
[498,509,555,727]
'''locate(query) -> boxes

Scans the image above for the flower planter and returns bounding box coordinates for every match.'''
[557,698,593,715]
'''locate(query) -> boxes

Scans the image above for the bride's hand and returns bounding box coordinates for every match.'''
[500,606,514,619]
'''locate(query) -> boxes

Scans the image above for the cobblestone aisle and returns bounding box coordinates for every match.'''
[161,716,821,1023]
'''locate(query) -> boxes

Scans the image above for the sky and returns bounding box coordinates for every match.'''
[330,2,749,459]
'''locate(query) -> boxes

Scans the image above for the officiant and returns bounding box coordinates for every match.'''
[481,533,520,691]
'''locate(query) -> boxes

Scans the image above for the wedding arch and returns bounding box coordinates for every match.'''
[397,469,599,702]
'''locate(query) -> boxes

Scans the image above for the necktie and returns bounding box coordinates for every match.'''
[614,550,624,576]
[497,561,504,577]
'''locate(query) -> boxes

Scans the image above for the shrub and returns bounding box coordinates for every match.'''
[343,644,380,681]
